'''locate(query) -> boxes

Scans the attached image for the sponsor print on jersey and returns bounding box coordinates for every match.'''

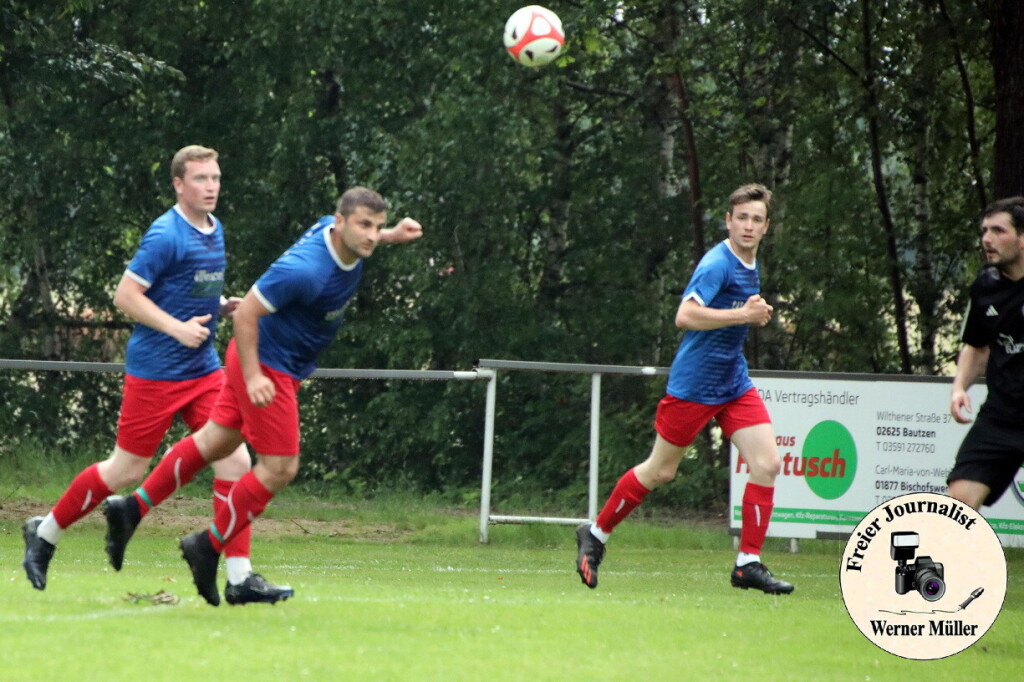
[190,268,224,298]
[324,303,349,322]
[1012,467,1024,508]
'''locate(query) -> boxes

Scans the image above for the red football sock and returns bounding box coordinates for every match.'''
[594,467,650,534]
[51,463,113,529]
[133,435,208,516]
[208,472,274,553]
[214,478,252,559]
[739,482,775,555]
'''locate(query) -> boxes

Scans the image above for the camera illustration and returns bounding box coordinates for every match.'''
[891,531,945,601]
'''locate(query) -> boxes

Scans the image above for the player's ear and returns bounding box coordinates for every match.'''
[334,212,346,229]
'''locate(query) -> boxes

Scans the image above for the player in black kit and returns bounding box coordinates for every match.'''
[948,196,1024,510]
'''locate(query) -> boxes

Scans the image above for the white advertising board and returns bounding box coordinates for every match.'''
[730,373,1024,547]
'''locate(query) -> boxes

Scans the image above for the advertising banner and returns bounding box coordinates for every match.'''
[730,373,1024,547]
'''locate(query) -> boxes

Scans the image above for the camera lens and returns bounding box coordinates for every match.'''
[916,570,945,601]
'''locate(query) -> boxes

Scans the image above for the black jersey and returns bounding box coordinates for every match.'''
[962,266,1024,423]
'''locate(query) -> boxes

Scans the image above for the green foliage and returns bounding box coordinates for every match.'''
[0,1,1004,502]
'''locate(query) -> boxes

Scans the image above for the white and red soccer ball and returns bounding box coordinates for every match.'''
[503,6,565,67]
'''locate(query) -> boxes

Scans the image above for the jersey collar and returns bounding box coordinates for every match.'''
[172,204,216,235]
[324,226,360,271]
[723,238,757,270]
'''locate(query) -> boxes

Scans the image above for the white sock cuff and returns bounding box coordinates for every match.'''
[37,513,63,545]
[225,556,253,585]
[736,552,760,567]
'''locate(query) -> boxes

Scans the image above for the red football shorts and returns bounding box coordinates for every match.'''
[654,387,771,447]
[210,338,302,456]
[116,370,224,457]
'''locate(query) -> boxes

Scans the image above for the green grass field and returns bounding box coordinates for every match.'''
[1,492,1022,681]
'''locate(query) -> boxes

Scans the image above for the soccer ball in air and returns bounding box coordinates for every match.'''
[503,6,565,67]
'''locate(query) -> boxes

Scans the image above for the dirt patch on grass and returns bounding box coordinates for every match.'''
[0,496,411,542]
[1,494,727,539]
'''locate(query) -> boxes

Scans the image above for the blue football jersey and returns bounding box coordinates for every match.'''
[123,207,225,380]
[666,240,759,404]
[251,216,363,380]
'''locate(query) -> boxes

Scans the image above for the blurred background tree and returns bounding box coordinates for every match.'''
[0,0,1015,510]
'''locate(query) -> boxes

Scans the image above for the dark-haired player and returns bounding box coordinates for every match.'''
[948,196,1024,510]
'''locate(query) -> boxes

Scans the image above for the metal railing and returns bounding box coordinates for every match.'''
[474,359,668,543]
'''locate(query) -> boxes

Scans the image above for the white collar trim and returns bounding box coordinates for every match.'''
[173,204,216,235]
[324,226,360,271]
[723,239,757,269]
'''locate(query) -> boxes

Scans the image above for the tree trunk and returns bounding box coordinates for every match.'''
[911,123,939,373]
[861,0,913,373]
[538,100,572,305]
[991,0,1024,198]
[668,71,706,266]
[934,0,987,210]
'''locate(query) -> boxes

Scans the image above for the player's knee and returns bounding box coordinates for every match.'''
[100,455,148,490]
[256,456,299,491]
[748,452,782,480]
[211,448,252,480]
[649,465,678,488]
[279,462,299,485]
[106,468,145,491]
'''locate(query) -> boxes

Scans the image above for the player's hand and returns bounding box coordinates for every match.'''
[173,314,212,348]
[219,296,243,319]
[387,217,423,243]
[743,295,773,327]
[950,389,973,424]
[246,373,276,408]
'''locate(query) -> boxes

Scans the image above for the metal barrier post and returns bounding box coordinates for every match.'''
[475,359,668,540]
[478,369,497,543]
[588,373,601,521]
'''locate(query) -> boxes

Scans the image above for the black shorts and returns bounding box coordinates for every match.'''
[948,412,1024,506]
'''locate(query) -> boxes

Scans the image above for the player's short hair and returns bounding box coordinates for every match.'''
[171,145,218,180]
[336,186,387,217]
[729,183,773,214]
[983,196,1024,234]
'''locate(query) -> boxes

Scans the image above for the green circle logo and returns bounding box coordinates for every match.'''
[801,420,857,499]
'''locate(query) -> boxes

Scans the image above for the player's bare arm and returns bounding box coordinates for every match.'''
[379,217,423,244]
[950,344,989,424]
[113,274,211,348]
[233,291,275,407]
[675,294,773,331]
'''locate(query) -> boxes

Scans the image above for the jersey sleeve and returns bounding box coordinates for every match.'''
[125,222,180,288]
[682,251,729,307]
[252,259,318,314]
[960,298,988,348]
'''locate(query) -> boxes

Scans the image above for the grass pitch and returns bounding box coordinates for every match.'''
[1,495,1021,681]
